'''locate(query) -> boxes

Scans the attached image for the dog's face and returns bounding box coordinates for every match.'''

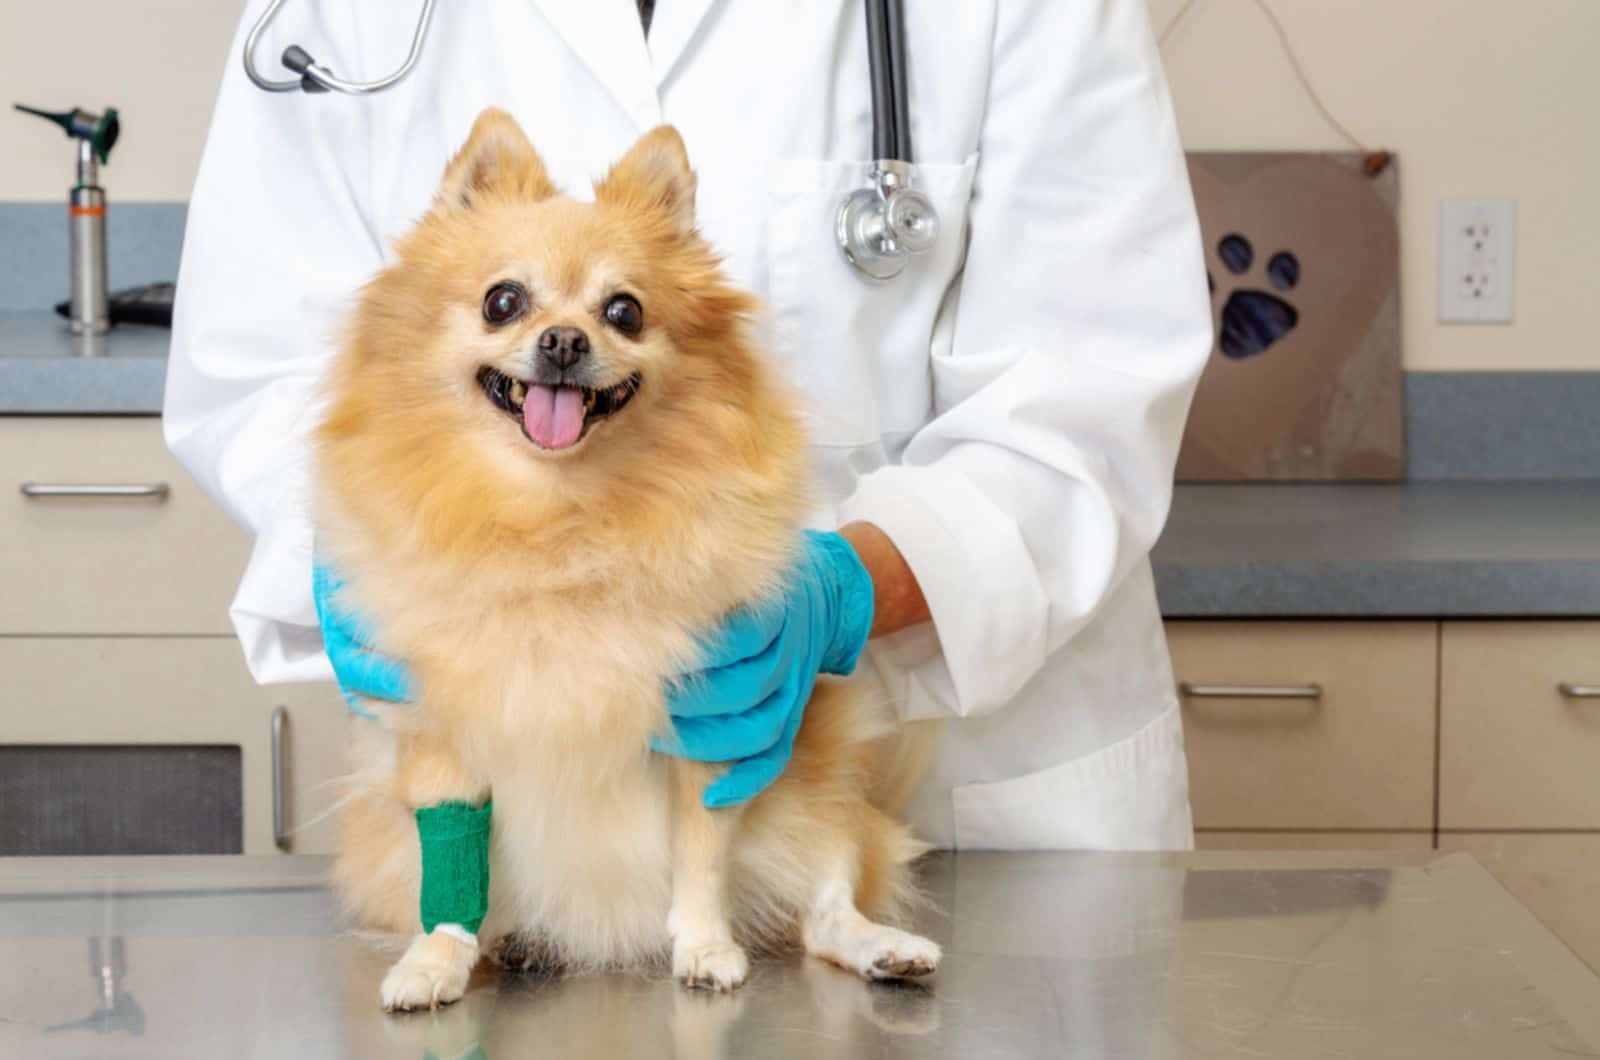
[318,110,809,711]
[441,131,690,460]
[346,110,759,495]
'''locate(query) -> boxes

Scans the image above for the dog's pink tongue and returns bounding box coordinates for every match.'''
[523,385,585,449]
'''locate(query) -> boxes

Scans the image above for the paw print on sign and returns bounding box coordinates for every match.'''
[1209,234,1301,359]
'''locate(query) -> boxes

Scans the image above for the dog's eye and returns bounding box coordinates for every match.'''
[483,283,528,326]
[603,294,643,336]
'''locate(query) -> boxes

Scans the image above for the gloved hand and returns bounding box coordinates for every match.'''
[655,530,875,808]
[312,563,415,714]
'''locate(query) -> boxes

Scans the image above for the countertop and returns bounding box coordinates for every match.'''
[1154,480,1600,617]
[0,311,168,414]
[6,307,1600,619]
[2,849,1599,1058]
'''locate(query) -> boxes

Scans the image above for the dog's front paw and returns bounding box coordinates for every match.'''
[812,922,941,983]
[859,927,941,982]
[380,931,479,1012]
[673,939,750,992]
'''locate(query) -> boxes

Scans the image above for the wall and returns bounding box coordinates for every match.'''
[0,2,236,203]
[1150,0,1599,370]
[2,1,1596,370]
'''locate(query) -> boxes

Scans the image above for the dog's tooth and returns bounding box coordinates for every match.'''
[509,380,526,407]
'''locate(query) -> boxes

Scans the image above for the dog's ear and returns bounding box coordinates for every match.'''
[594,126,697,236]
[439,108,555,208]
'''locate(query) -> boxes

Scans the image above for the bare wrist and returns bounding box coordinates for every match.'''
[837,521,930,639]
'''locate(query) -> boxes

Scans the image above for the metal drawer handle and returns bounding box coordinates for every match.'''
[20,482,170,499]
[1180,683,1323,700]
[1558,683,1600,699]
[271,706,289,852]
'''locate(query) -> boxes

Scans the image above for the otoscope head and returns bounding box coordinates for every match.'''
[15,104,120,163]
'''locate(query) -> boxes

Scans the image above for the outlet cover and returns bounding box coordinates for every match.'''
[1439,198,1516,323]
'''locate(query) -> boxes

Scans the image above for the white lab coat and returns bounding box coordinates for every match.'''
[165,0,1213,851]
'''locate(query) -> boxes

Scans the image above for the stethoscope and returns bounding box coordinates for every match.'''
[241,0,938,281]
[242,0,437,95]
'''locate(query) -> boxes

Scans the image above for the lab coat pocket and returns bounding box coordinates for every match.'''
[951,705,1194,852]
[765,155,978,455]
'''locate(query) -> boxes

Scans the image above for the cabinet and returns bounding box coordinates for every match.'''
[0,418,247,634]
[1168,621,1437,832]
[1176,619,1600,974]
[0,639,347,854]
[0,417,343,855]
[1432,623,1600,973]
[1439,622,1600,830]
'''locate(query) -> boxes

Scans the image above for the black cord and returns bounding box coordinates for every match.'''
[1158,0,1367,152]
[864,0,897,160]
[884,0,912,162]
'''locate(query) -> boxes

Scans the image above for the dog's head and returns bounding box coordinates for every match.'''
[325,109,794,513]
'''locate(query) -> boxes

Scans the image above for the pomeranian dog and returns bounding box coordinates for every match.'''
[314,109,940,1011]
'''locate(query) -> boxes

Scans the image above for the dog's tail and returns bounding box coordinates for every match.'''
[870,719,941,819]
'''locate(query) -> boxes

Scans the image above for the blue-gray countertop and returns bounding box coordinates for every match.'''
[0,311,168,414]
[6,303,1600,620]
[1154,481,1600,618]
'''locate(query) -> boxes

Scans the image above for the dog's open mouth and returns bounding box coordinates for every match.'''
[477,365,642,451]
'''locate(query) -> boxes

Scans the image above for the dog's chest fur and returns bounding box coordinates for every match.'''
[483,743,677,968]
[394,572,719,967]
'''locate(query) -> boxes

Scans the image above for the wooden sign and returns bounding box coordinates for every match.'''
[1177,152,1403,482]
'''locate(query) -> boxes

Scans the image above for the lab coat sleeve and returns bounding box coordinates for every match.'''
[836,0,1212,720]
[163,1,381,684]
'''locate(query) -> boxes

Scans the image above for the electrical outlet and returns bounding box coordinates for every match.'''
[1439,198,1516,323]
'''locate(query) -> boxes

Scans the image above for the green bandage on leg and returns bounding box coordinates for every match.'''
[416,799,492,938]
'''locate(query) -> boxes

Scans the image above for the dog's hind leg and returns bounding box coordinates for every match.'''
[801,829,940,982]
[668,760,749,991]
[378,730,491,1012]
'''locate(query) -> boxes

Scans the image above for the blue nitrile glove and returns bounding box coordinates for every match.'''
[312,563,415,716]
[654,529,875,808]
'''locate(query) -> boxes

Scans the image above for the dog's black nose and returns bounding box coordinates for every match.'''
[538,326,590,370]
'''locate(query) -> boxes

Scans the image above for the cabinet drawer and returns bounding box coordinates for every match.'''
[0,637,348,854]
[0,418,247,633]
[1440,622,1600,829]
[1439,833,1600,974]
[1168,621,1437,830]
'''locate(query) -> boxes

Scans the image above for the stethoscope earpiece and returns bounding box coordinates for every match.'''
[243,0,437,95]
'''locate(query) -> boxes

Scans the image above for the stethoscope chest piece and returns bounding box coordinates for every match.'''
[836,0,939,280]
[836,161,940,281]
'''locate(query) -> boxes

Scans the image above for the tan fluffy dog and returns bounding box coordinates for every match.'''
[315,109,939,1011]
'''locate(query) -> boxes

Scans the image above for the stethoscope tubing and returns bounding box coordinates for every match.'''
[884,0,913,163]
[244,0,911,167]
[244,0,437,95]
[240,0,936,279]
[865,0,912,163]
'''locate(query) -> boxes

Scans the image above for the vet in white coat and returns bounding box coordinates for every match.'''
[166,0,1213,852]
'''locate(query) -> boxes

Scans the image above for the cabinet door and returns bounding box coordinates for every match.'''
[271,685,351,855]
[1440,622,1600,829]
[1168,621,1438,830]
[0,418,248,634]
[1440,833,1600,975]
[0,638,349,854]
